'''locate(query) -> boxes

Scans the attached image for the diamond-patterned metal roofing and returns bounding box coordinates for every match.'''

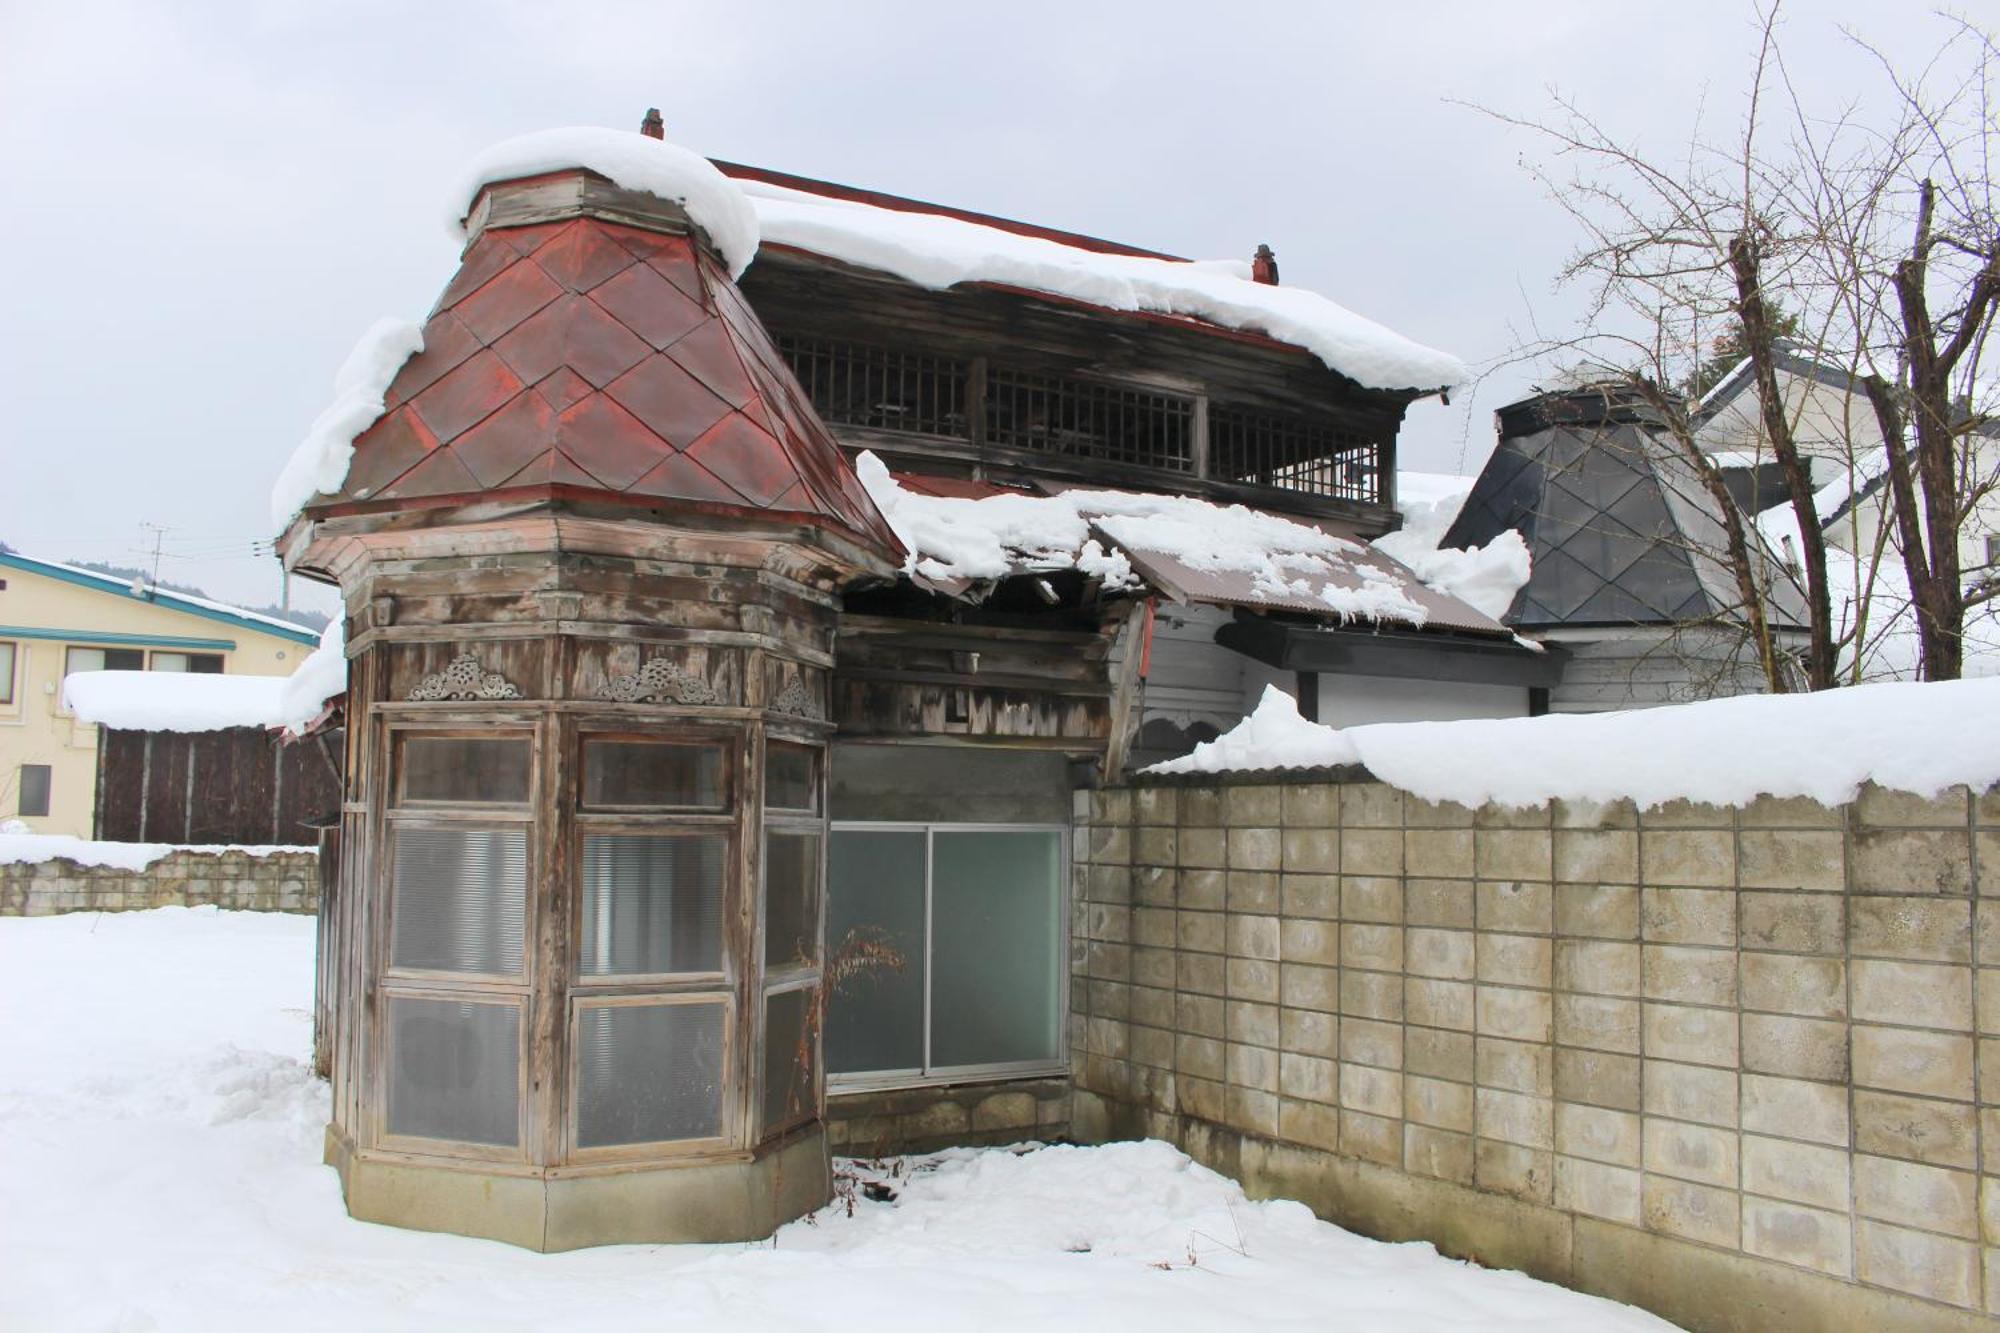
[1443,405,1810,632]
[312,215,903,565]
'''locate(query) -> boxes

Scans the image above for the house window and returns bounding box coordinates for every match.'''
[985,370,1194,474]
[1209,404,1384,504]
[65,646,144,673]
[150,651,223,673]
[18,764,52,818]
[777,335,969,438]
[380,729,535,1154]
[0,641,15,704]
[825,823,1065,1088]
[761,739,823,1135]
[1985,533,1999,568]
[568,730,739,1155]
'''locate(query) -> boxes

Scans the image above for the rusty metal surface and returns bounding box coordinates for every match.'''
[319,212,902,564]
[1104,525,1511,637]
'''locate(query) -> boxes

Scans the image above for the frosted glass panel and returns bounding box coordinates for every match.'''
[582,741,724,810]
[824,830,926,1075]
[400,738,530,805]
[765,743,816,811]
[930,831,1061,1068]
[762,987,815,1130]
[391,828,527,975]
[580,834,726,976]
[387,996,519,1146]
[764,831,820,970]
[575,1001,725,1147]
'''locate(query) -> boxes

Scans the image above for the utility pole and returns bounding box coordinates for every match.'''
[139,522,166,597]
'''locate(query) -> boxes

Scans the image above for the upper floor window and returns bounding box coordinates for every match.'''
[0,641,15,705]
[150,651,223,673]
[66,646,143,674]
[775,332,1386,507]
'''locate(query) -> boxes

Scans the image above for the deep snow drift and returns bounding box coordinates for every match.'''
[64,618,348,735]
[0,908,1674,1332]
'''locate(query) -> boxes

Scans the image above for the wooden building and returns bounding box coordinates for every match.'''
[276,118,1541,1250]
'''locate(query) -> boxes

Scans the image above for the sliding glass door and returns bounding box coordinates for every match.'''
[825,825,1064,1088]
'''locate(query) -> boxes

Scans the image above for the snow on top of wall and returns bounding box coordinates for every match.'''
[1371,471,1529,621]
[1151,678,2000,809]
[65,621,348,736]
[446,128,761,277]
[269,318,424,531]
[0,835,312,871]
[856,453,1437,624]
[741,178,1465,393]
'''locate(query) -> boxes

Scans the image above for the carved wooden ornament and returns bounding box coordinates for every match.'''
[407,654,524,701]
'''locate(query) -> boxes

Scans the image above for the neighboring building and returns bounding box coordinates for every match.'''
[1693,343,2000,575]
[0,551,320,836]
[1444,380,1810,711]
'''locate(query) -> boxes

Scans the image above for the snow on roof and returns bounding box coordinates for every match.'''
[446,127,762,278]
[64,620,347,735]
[1153,677,2000,809]
[735,176,1466,393]
[1371,471,1529,622]
[0,834,312,871]
[0,551,320,645]
[857,453,1523,631]
[269,318,424,531]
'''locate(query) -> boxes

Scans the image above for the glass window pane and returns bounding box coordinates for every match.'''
[0,643,14,704]
[824,830,926,1076]
[18,764,52,818]
[930,831,1062,1069]
[387,996,519,1146]
[400,737,530,805]
[762,987,815,1131]
[764,831,820,970]
[582,740,724,810]
[67,646,143,674]
[765,742,816,810]
[576,1001,725,1147]
[580,834,726,976]
[391,828,527,974]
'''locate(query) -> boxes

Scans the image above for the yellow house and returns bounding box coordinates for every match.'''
[0,551,320,837]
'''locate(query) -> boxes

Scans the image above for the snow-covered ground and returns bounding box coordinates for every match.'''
[0,908,1676,1332]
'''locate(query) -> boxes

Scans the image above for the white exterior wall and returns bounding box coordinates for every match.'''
[1696,364,1886,492]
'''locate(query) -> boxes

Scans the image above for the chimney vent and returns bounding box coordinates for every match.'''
[1252,243,1280,286]
[639,107,665,139]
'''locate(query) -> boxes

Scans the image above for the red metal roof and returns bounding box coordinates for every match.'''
[711,160,1187,261]
[315,213,903,565]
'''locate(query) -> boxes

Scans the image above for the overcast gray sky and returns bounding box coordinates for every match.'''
[0,0,1953,617]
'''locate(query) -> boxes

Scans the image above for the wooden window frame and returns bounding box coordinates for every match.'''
[373,986,532,1163]
[565,991,737,1162]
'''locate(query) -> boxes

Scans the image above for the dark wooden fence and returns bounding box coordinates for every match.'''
[94,726,344,846]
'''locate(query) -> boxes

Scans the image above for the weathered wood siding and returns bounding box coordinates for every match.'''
[94,726,343,845]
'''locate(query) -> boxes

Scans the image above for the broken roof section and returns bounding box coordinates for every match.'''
[858,453,1517,638]
[715,162,1467,395]
[1444,383,1810,631]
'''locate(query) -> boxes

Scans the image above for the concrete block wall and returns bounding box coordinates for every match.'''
[0,849,319,916]
[1070,775,2000,1333]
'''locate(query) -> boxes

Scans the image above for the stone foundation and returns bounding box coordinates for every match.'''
[828,1078,1071,1156]
[1071,775,2000,1331]
[0,848,318,916]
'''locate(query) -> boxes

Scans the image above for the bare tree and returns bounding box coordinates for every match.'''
[1474,3,2000,684]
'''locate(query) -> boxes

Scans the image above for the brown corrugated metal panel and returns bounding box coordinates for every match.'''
[1103,525,1511,638]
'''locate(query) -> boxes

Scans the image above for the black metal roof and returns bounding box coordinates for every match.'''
[1444,385,1811,632]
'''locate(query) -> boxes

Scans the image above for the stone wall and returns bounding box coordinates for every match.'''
[0,848,319,916]
[1069,775,2000,1333]
[828,1077,1071,1157]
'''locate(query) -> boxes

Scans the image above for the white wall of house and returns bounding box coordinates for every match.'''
[1696,364,1886,492]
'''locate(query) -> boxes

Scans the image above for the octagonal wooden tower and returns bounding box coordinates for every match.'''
[278,147,901,1250]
